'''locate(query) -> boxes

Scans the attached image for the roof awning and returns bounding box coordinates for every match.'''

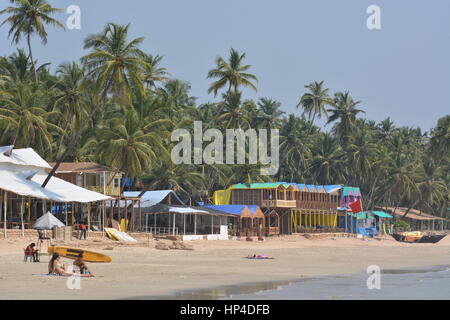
[140,203,211,215]
[370,211,393,218]
[0,169,111,203]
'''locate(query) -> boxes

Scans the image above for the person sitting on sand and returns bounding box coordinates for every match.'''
[25,243,39,262]
[48,253,93,277]
[73,253,93,276]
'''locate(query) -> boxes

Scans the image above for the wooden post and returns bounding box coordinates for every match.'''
[27,198,31,224]
[183,213,186,235]
[109,200,113,224]
[138,200,141,232]
[87,203,91,238]
[131,200,135,232]
[194,214,197,235]
[211,215,214,234]
[103,201,106,236]
[21,197,25,237]
[71,202,75,226]
[3,191,7,239]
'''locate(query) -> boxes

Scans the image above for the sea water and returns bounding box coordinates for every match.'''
[222,265,450,300]
[142,265,450,300]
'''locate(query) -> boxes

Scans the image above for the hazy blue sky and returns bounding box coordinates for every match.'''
[1,0,449,131]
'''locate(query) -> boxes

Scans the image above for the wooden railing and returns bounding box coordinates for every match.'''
[261,200,296,208]
[85,185,121,196]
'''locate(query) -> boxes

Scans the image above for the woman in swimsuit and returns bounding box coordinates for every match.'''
[48,253,93,277]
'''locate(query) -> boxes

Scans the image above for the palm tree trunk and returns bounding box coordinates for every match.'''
[27,33,37,82]
[42,80,112,188]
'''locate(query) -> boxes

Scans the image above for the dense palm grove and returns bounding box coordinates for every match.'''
[0,1,449,217]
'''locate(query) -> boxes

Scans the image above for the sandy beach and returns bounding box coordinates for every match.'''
[1,234,450,300]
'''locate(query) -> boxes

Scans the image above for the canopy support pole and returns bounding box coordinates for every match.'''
[211,215,214,234]
[138,200,141,232]
[194,214,197,235]
[183,213,186,235]
[3,191,7,239]
[102,201,106,237]
[21,197,25,237]
[145,213,148,233]
[131,200,135,232]
[172,213,176,236]
[87,203,91,238]
[27,198,31,224]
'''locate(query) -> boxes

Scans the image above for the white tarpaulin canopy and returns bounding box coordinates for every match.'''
[124,190,184,207]
[140,203,209,214]
[0,146,112,203]
[0,169,112,203]
[32,212,65,230]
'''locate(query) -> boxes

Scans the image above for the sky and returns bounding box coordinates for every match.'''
[0,0,449,132]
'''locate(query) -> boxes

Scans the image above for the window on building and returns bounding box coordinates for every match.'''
[76,175,82,186]
[114,178,119,188]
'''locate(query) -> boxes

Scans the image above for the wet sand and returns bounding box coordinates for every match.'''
[1,234,449,300]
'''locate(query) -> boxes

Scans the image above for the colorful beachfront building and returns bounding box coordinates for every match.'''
[48,162,123,197]
[212,183,362,235]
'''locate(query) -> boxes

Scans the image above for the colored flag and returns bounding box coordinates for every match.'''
[349,199,362,213]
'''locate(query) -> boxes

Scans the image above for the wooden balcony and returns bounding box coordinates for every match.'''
[261,199,296,208]
[85,185,121,197]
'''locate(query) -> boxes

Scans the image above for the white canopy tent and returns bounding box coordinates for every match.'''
[32,212,65,230]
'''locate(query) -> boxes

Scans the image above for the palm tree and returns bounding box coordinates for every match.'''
[297,80,334,122]
[326,91,365,145]
[82,23,147,105]
[257,97,284,129]
[279,115,316,182]
[142,54,170,89]
[215,91,251,129]
[307,133,345,184]
[0,83,62,154]
[346,128,378,186]
[95,108,163,180]
[43,23,148,187]
[207,48,257,96]
[0,0,64,81]
[415,158,447,213]
[52,62,90,158]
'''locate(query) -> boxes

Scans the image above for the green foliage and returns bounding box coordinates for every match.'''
[0,5,448,213]
[393,220,411,231]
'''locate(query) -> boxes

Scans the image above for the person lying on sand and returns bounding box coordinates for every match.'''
[246,254,274,259]
[73,253,94,276]
[48,253,93,277]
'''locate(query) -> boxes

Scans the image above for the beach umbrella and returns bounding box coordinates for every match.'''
[32,211,65,230]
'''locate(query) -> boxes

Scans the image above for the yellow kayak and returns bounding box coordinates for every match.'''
[48,246,112,263]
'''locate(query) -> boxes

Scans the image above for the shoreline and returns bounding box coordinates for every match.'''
[1,235,450,300]
[133,264,450,300]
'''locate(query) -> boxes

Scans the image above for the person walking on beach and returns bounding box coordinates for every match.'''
[79,222,87,240]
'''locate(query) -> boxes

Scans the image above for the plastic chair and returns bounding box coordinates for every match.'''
[23,249,33,262]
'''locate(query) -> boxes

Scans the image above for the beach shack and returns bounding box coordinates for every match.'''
[116,190,235,239]
[383,207,448,231]
[0,146,111,239]
[202,205,266,237]
[215,182,344,235]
